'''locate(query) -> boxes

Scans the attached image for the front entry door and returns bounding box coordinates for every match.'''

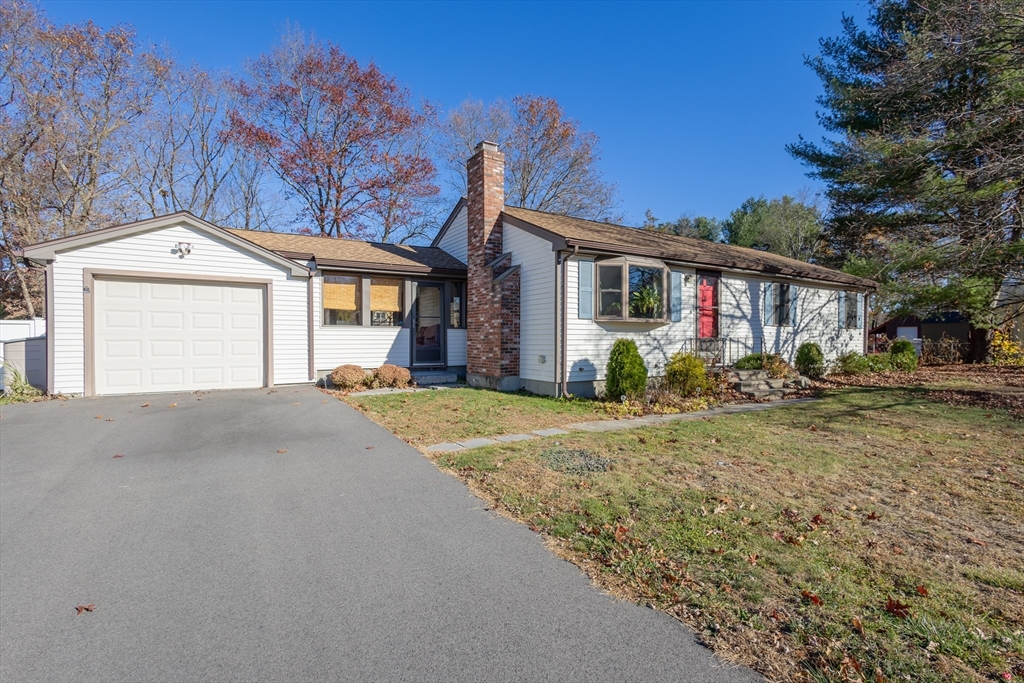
[412,282,445,366]
[697,272,720,339]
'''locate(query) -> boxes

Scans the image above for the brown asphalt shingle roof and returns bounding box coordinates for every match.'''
[226,229,466,273]
[502,206,876,289]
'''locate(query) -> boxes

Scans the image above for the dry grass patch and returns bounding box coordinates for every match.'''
[433,386,1023,682]
[341,388,603,447]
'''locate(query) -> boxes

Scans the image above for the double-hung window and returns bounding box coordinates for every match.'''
[839,291,864,329]
[323,275,361,326]
[763,282,797,327]
[369,278,403,327]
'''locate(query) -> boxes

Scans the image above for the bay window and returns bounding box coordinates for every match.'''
[595,259,667,321]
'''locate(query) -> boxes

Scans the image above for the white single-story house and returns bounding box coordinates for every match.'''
[20,140,875,398]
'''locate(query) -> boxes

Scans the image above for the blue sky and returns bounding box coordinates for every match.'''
[43,0,869,228]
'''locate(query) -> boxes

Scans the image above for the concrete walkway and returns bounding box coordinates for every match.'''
[424,397,819,453]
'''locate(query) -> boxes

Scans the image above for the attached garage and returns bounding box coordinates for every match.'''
[22,213,312,397]
[91,276,267,395]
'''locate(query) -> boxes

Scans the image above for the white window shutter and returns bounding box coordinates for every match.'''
[670,271,683,322]
[578,260,593,319]
[856,292,865,329]
[763,282,775,327]
[789,285,799,327]
[838,291,846,328]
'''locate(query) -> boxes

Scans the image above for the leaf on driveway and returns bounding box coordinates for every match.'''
[277,449,288,454]
[140,403,150,408]
[95,415,103,419]
[74,604,95,616]
[366,446,374,450]
[112,454,124,458]
[168,403,177,408]
[105,418,114,422]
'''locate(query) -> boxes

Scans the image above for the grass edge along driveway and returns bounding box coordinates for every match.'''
[409,386,1022,683]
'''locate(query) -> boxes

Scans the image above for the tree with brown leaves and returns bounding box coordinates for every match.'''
[225,28,438,242]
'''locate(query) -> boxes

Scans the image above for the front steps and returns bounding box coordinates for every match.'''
[724,368,807,400]
[411,370,460,387]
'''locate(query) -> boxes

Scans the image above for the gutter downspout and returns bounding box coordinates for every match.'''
[560,245,578,398]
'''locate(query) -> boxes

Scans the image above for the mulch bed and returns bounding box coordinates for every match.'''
[816,364,1024,419]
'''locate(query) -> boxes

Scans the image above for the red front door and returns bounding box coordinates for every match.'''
[697,273,719,338]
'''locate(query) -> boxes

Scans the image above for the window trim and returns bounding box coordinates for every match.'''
[593,258,669,323]
[320,271,466,331]
[322,274,362,326]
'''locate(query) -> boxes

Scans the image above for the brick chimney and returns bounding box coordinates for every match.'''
[466,141,520,391]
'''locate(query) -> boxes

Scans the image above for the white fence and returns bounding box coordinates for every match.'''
[0,318,46,343]
[0,319,47,392]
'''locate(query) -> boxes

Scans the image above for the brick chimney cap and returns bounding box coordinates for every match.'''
[475,140,500,152]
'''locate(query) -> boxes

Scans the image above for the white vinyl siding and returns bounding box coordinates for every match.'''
[566,256,696,383]
[447,328,467,367]
[312,271,409,371]
[503,223,556,383]
[311,272,468,373]
[50,223,309,395]
[435,205,468,265]
[565,262,864,387]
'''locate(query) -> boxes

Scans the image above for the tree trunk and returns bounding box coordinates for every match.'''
[3,247,36,319]
[967,326,993,364]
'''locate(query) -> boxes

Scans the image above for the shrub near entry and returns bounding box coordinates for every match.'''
[605,339,648,399]
[664,352,711,397]
[330,364,368,390]
[795,342,825,379]
[372,364,411,388]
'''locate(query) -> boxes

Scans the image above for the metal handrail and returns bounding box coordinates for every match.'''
[679,337,764,367]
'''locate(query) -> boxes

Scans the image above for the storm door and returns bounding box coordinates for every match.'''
[412,282,445,367]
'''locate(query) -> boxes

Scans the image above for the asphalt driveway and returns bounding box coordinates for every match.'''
[0,386,758,682]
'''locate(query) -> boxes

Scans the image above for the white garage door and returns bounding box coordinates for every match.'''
[94,278,265,395]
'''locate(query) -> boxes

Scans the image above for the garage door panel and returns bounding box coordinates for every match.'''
[105,340,142,359]
[151,311,185,329]
[151,283,184,301]
[105,311,142,329]
[94,278,265,395]
[150,340,185,358]
[192,312,224,330]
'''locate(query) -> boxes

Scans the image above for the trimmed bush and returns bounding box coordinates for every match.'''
[834,351,871,375]
[889,339,916,356]
[733,353,765,370]
[605,339,648,400]
[794,342,825,379]
[889,345,919,372]
[372,364,411,388]
[731,352,791,378]
[329,364,368,390]
[866,353,892,372]
[664,352,711,397]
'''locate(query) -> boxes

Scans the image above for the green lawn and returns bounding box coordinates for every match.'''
[431,386,1023,682]
[342,387,604,446]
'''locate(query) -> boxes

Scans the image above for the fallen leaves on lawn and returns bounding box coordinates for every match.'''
[852,616,865,635]
[802,590,823,606]
[916,585,929,597]
[746,553,758,566]
[885,597,911,619]
[74,604,95,615]
[967,537,988,548]
[614,524,629,543]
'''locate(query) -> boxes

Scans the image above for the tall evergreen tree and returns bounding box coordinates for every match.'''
[789,0,1024,360]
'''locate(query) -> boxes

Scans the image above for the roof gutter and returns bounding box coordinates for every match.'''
[562,238,879,290]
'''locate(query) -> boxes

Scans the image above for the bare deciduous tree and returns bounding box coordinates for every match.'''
[438,95,621,222]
